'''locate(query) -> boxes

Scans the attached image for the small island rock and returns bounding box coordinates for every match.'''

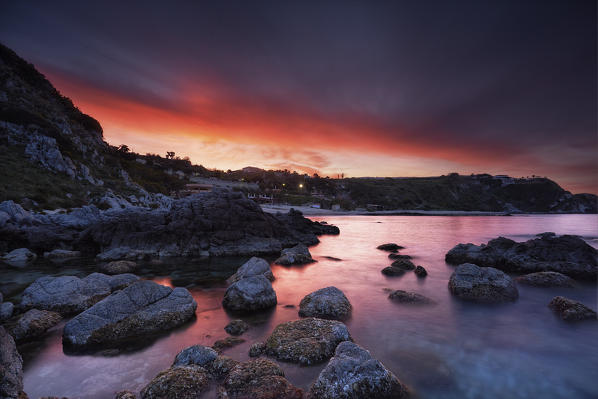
[448,263,518,303]
[222,275,277,312]
[299,286,352,320]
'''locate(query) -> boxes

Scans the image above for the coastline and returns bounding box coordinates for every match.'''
[261,204,510,216]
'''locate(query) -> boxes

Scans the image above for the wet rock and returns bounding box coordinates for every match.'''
[63,280,197,348]
[516,271,575,287]
[224,319,249,336]
[391,259,416,270]
[275,243,314,265]
[299,286,352,320]
[7,309,62,342]
[43,249,81,262]
[140,365,210,399]
[377,243,404,252]
[264,318,352,365]
[114,391,137,399]
[388,290,435,305]
[222,275,277,312]
[219,358,303,399]
[0,326,24,399]
[388,253,411,260]
[21,273,139,315]
[99,260,137,275]
[2,248,36,267]
[0,302,14,322]
[381,266,405,276]
[249,342,265,357]
[448,263,519,303]
[414,265,428,277]
[173,345,218,367]
[226,257,274,284]
[445,233,598,280]
[548,296,597,321]
[213,336,245,353]
[323,256,342,261]
[309,341,408,399]
[210,355,239,380]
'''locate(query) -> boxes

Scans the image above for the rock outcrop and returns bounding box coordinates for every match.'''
[548,296,597,321]
[445,233,597,280]
[226,257,273,284]
[299,287,352,320]
[275,243,314,265]
[222,275,277,312]
[516,271,575,287]
[448,263,519,303]
[0,326,24,399]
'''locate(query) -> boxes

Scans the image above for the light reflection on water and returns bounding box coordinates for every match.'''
[10,214,598,398]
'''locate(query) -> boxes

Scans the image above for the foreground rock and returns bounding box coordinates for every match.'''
[220,358,303,399]
[299,287,352,320]
[226,257,274,284]
[377,243,403,252]
[99,260,137,275]
[445,233,597,280]
[1,248,36,267]
[264,318,352,365]
[516,271,575,287]
[0,326,24,399]
[388,290,435,305]
[548,296,597,321]
[140,365,210,399]
[222,275,277,312]
[63,280,197,348]
[448,263,518,303]
[275,243,314,265]
[224,319,249,336]
[309,341,408,399]
[21,273,139,315]
[7,309,62,342]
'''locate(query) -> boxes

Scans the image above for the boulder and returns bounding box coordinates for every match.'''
[43,249,81,262]
[173,345,218,367]
[0,326,24,399]
[99,260,137,275]
[548,296,597,321]
[445,233,597,280]
[308,341,408,399]
[448,263,518,303]
[222,275,277,312]
[414,265,428,277]
[224,319,249,336]
[63,280,197,348]
[390,259,415,270]
[388,290,435,305]
[226,257,274,284]
[140,365,210,399]
[7,309,62,342]
[0,302,14,322]
[377,243,403,252]
[220,358,303,399]
[264,318,352,365]
[299,287,352,320]
[21,273,139,315]
[381,267,405,276]
[2,248,36,267]
[516,271,575,287]
[213,336,245,353]
[275,244,314,265]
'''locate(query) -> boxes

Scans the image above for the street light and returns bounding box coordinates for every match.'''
[299,184,303,189]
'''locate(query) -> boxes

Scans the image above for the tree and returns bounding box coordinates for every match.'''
[118,144,130,153]
[166,151,175,159]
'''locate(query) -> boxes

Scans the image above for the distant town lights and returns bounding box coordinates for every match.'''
[299,184,303,188]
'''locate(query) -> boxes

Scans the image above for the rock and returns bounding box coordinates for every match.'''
[173,345,218,367]
[0,302,14,321]
[388,253,411,260]
[249,342,265,357]
[2,248,37,267]
[275,243,314,265]
[140,365,210,399]
[7,309,62,342]
[323,256,342,261]
[99,260,137,275]
[390,259,416,270]
[114,391,136,399]
[222,275,277,312]
[377,243,403,252]
[299,286,352,320]
[219,358,303,399]
[308,341,408,399]
[516,271,575,287]
[388,290,435,305]
[548,296,597,321]
[224,319,249,336]
[448,263,519,303]
[414,265,428,277]
[213,336,246,353]
[226,257,274,284]
[264,318,352,365]
[43,249,81,262]
[381,266,405,276]
[63,280,197,348]
[21,273,139,315]
[445,234,598,280]
[0,326,24,399]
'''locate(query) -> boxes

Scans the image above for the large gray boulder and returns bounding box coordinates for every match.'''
[222,275,277,312]
[275,244,314,265]
[309,341,408,399]
[63,280,197,348]
[226,257,274,284]
[0,326,24,399]
[516,271,575,287]
[445,233,597,280]
[264,318,352,365]
[1,248,37,267]
[21,273,139,315]
[299,287,352,320]
[448,263,519,303]
[549,296,597,321]
[7,309,62,342]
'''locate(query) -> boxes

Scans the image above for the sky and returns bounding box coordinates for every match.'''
[1,1,596,193]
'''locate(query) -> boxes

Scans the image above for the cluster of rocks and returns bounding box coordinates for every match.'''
[222,257,277,312]
[378,243,428,278]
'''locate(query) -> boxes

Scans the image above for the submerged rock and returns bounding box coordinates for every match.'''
[7,309,62,342]
[516,271,575,287]
[222,275,277,312]
[264,318,352,365]
[448,263,518,303]
[445,233,597,280]
[299,286,352,320]
[309,341,408,399]
[21,273,139,315]
[226,257,274,284]
[63,280,197,348]
[140,365,210,399]
[388,290,435,305]
[2,248,36,267]
[377,243,404,252]
[0,326,24,399]
[414,265,428,277]
[391,259,416,270]
[213,336,246,353]
[275,243,314,265]
[224,319,249,336]
[548,296,597,321]
[99,260,137,275]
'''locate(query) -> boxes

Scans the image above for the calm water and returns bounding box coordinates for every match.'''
[3,214,598,399]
